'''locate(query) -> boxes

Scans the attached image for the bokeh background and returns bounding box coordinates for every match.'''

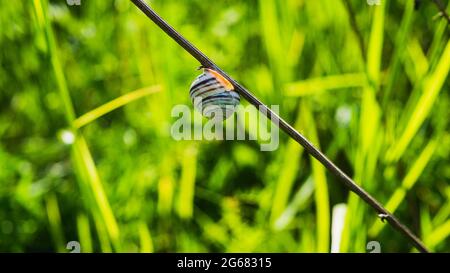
[0,0,449,252]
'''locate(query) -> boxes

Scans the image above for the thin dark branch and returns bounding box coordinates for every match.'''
[432,0,450,25]
[342,0,366,61]
[130,0,430,253]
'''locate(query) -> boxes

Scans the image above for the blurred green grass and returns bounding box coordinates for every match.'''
[0,0,448,252]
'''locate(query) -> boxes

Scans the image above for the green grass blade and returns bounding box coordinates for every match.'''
[270,106,304,224]
[158,156,176,216]
[286,73,367,97]
[432,187,450,227]
[382,0,414,105]
[404,38,429,84]
[425,220,450,250]
[274,177,314,231]
[32,0,75,123]
[301,102,330,252]
[341,0,386,252]
[45,194,66,253]
[76,214,93,253]
[92,214,112,253]
[73,85,161,129]
[387,40,450,162]
[72,136,120,248]
[138,222,154,253]
[258,0,288,89]
[34,0,121,252]
[176,145,198,219]
[366,1,386,86]
[369,139,438,236]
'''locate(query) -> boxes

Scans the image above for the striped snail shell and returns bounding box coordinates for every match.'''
[189,68,240,120]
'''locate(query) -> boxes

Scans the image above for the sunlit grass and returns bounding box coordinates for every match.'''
[33,0,120,251]
[73,85,162,129]
[369,139,439,236]
[286,73,367,97]
[1,0,448,253]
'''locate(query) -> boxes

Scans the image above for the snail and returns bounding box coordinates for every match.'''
[189,68,240,120]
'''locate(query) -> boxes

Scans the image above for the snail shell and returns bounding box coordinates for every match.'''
[189,68,240,120]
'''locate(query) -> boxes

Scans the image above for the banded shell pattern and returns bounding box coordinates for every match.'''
[189,68,240,120]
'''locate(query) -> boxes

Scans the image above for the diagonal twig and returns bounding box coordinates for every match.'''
[130,0,430,253]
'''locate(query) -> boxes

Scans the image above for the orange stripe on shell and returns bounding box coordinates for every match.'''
[204,68,234,91]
